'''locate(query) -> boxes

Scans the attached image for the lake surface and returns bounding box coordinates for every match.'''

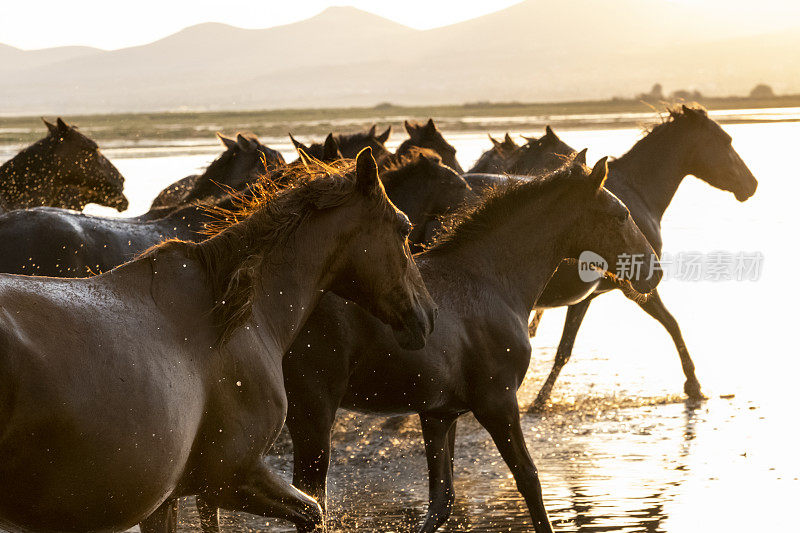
[2,117,798,532]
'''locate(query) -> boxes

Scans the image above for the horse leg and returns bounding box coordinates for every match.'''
[204,459,323,531]
[418,414,459,533]
[473,396,553,533]
[532,298,594,410]
[139,498,179,533]
[635,289,704,399]
[528,310,544,338]
[196,496,220,532]
[288,408,336,533]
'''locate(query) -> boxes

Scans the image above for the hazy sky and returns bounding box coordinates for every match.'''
[0,1,523,50]
[2,0,799,51]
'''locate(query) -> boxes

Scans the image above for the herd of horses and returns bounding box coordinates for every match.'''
[0,106,757,533]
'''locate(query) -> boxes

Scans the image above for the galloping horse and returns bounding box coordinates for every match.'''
[0,117,128,212]
[0,131,287,277]
[0,148,436,532]
[531,106,757,406]
[467,132,519,174]
[193,156,662,533]
[289,125,392,163]
[464,126,575,192]
[395,119,465,173]
[148,132,285,213]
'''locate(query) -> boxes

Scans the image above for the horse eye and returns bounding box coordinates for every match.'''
[401,221,413,237]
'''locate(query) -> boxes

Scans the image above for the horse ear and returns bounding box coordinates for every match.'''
[322,133,340,161]
[236,133,257,151]
[56,117,70,133]
[368,124,377,137]
[376,126,391,144]
[355,147,381,197]
[217,132,238,150]
[544,125,558,140]
[42,117,58,135]
[489,134,502,149]
[288,133,310,155]
[404,120,415,136]
[424,118,437,135]
[574,148,588,166]
[589,156,609,191]
[504,133,514,145]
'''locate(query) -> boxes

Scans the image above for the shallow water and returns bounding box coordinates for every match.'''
[3,118,798,531]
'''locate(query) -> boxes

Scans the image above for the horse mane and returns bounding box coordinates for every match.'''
[143,158,358,346]
[614,103,708,168]
[426,154,587,255]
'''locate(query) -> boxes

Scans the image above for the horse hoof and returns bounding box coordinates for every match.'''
[684,380,706,400]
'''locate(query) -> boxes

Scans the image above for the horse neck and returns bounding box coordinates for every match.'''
[199,212,345,354]
[0,141,52,196]
[607,123,693,221]
[428,195,575,316]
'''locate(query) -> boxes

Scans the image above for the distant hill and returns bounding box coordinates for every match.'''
[1,2,799,114]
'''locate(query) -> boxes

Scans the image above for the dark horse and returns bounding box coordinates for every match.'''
[0,148,436,532]
[465,126,575,191]
[289,125,392,163]
[193,156,662,533]
[0,132,290,277]
[148,132,285,213]
[0,149,470,278]
[467,132,520,174]
[0,117,128,212]
[531,106,757,407]
[395,119,465,173]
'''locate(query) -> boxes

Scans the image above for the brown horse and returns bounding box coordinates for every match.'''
[0,148,436,532]
[192,156,662,533]
[466,132,520,174]
[289,125,392,163]
[395,119,465,173]
[0,117,128,212]
[531,106,758,407]
[149,132,285,213]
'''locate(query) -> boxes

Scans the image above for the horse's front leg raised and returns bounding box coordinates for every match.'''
[532,297,594,410]
[418,413,459,533]
[203,459,323,532]
[473,394,554,533]
[635,288,705,399]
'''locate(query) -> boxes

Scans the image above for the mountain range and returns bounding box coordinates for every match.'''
[2,1,799,114]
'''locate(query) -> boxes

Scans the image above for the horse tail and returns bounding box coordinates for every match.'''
[528,310,544,338]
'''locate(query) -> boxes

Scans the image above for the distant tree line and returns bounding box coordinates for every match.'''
[636,82,777,102]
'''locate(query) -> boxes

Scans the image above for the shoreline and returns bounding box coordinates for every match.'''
[2,95,800,145]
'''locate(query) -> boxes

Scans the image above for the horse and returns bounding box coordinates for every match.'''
[530,105,757,407]
[0,149,471,278]
[0,148,437,533]
[466,132,519,174]
[395,119,465,173]
[148,132,285,213]
[378,148,474,252]
[0,117,128,213]
[0,199,224,277]
[191,156,662,533]
[289,125,392,163]
[291,133,343,163]
[464,126,575,193]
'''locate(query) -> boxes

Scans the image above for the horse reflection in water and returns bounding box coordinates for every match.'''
[0,148,436,532]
